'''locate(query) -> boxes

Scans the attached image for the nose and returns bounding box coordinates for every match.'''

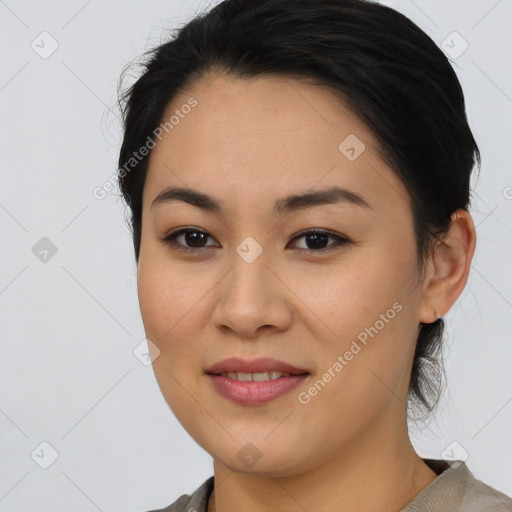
[211,247,293,339]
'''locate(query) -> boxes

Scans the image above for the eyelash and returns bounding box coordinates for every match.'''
[159,227,350,254]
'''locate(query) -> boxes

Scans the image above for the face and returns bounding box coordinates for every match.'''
[137,73,428,476]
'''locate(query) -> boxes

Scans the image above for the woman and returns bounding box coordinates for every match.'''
[116,0,512,510]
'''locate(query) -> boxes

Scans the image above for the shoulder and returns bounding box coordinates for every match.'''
[461,465,512,511]
[403,459,512,511]
[142,476,214,512]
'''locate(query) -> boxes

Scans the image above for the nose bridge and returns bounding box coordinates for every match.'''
[226,237,272,304]
[212,236,290,335]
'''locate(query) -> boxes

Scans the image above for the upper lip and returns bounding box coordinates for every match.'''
[205,357,309,375]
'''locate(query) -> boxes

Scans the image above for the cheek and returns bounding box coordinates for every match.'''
[136,253,220,403]
[297,251,416,394]
[137,258,207,416]
[137,254,205,344]
[292,254,402,336]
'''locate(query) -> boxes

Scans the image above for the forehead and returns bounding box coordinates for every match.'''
[143,73,409,215]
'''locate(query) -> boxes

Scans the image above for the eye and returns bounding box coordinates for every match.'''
[288,229,350,252]
[159,227,218,253]
[159,227,350,253]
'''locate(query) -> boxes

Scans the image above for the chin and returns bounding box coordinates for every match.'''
[207,437,308,477]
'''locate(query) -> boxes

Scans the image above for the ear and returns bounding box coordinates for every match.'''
[418,209,477,324]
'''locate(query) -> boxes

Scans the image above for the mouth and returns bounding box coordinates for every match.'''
[210,370,308,381]
[205,357,310,404]
[205,356,309,376]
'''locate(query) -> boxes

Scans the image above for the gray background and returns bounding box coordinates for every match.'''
[1,0,511,510]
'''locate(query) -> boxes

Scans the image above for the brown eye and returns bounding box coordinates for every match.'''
[288,230,350,252]
[159,227,349,254]
[160,228,218,252]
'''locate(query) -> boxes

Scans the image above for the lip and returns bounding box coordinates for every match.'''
[205,357,309,375]
[205,357,310,405]
[207,373,309,405]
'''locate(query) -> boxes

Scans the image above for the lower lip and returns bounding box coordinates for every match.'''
[207,374,309,405]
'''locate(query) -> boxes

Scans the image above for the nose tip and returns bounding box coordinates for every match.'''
[211,259,294,337]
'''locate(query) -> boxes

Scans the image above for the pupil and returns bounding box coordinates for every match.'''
[186,231,206,247]
[307,233,328,249]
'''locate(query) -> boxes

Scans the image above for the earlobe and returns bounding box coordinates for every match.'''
[418,209,476,324]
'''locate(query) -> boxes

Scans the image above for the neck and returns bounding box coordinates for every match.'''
[207,414,437,512]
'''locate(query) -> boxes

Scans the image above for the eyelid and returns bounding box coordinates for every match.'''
[158,227,218,252]
[159,227,350,253]
[289,228,350,250]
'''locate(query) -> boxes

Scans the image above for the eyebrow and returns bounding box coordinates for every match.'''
[150,185,372,215]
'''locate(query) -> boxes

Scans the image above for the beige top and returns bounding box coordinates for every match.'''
[145,459,512,511]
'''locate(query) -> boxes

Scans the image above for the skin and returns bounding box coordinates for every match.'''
[137,72,476,512]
